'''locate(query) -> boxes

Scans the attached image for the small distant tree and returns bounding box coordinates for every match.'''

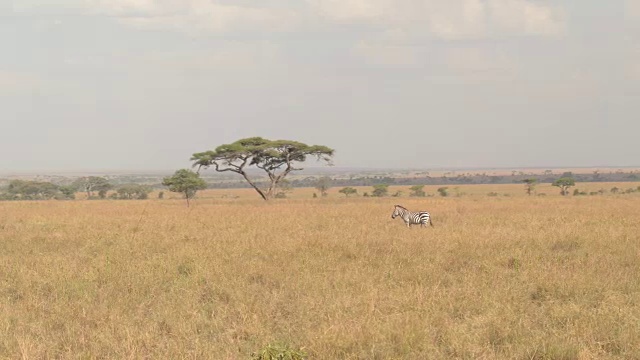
[162,169,207,206]
[611,187,619,194]
[158,191,164,199]
[339,187,357,197]
[409,185,426,197]
[437,187,449,197]
[552,177,575,196]
[58,185,76,200]
[314,176,331,197]
[274,179,293,199]
[72,176,112,199]
[116,184,152,200]
[371,184,389,197]
[522,178,538,196]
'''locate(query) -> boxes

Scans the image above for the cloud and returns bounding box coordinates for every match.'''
[425,0,565,39]
[443,47,516,74]
[349,1,562,68]
[424,0,488,40]
[0,71,41,94]
[0,1,13,14]
[629,48,640,80]
[90,0,300,34]
[353,41,418,67]
[628,0,640,19]
[486,0,564,37]
[307,0,391,23]
[14,0,563,39]
[138,41,283,70]
[312,0,564,40]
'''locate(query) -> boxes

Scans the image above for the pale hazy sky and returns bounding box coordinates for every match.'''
[1,0,638,172]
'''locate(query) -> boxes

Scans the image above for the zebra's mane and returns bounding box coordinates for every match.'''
[395,205,408,210]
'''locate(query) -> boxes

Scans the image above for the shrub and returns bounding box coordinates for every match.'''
[409,185,426,197]
[338,187,358,197]
[371,184,389,197]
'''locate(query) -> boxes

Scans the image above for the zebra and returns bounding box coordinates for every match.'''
[391,205,434,228]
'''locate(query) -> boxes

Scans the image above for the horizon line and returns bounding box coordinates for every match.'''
[1,164,639,177]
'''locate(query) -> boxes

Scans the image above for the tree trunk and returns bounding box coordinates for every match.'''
[240,172,269,201]
[265,176,280,200]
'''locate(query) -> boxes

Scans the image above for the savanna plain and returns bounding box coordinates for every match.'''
[1,183,640,359]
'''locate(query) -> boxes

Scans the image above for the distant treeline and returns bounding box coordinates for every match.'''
[204,170,640,189]
[2,170,639,200]
[0,178,153,201]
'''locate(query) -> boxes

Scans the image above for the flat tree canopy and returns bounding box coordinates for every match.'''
[191,137,334,200]
[552,177,576,196]
[162,169,207,206]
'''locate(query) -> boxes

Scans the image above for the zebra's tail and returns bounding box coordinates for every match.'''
[429,216,434,227]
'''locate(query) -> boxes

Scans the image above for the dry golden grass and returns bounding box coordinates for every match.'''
[1,184,640,359]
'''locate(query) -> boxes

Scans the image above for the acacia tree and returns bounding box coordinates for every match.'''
[162,169,207,206]
[191,137,334,201]
[552,177,575,196]
[315,176,332,197]
[339,187,357,197]
[116,184,152,200]
[522,178,538,196]
[72,176,112,199]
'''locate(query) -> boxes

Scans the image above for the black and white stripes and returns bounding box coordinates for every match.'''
[391,205,434,228]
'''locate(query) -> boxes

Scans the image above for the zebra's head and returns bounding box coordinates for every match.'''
[391,205,404,219]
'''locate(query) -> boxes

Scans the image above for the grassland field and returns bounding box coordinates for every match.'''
[1,182,640,359]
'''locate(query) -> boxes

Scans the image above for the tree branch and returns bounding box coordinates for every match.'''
[240,172,268,201]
